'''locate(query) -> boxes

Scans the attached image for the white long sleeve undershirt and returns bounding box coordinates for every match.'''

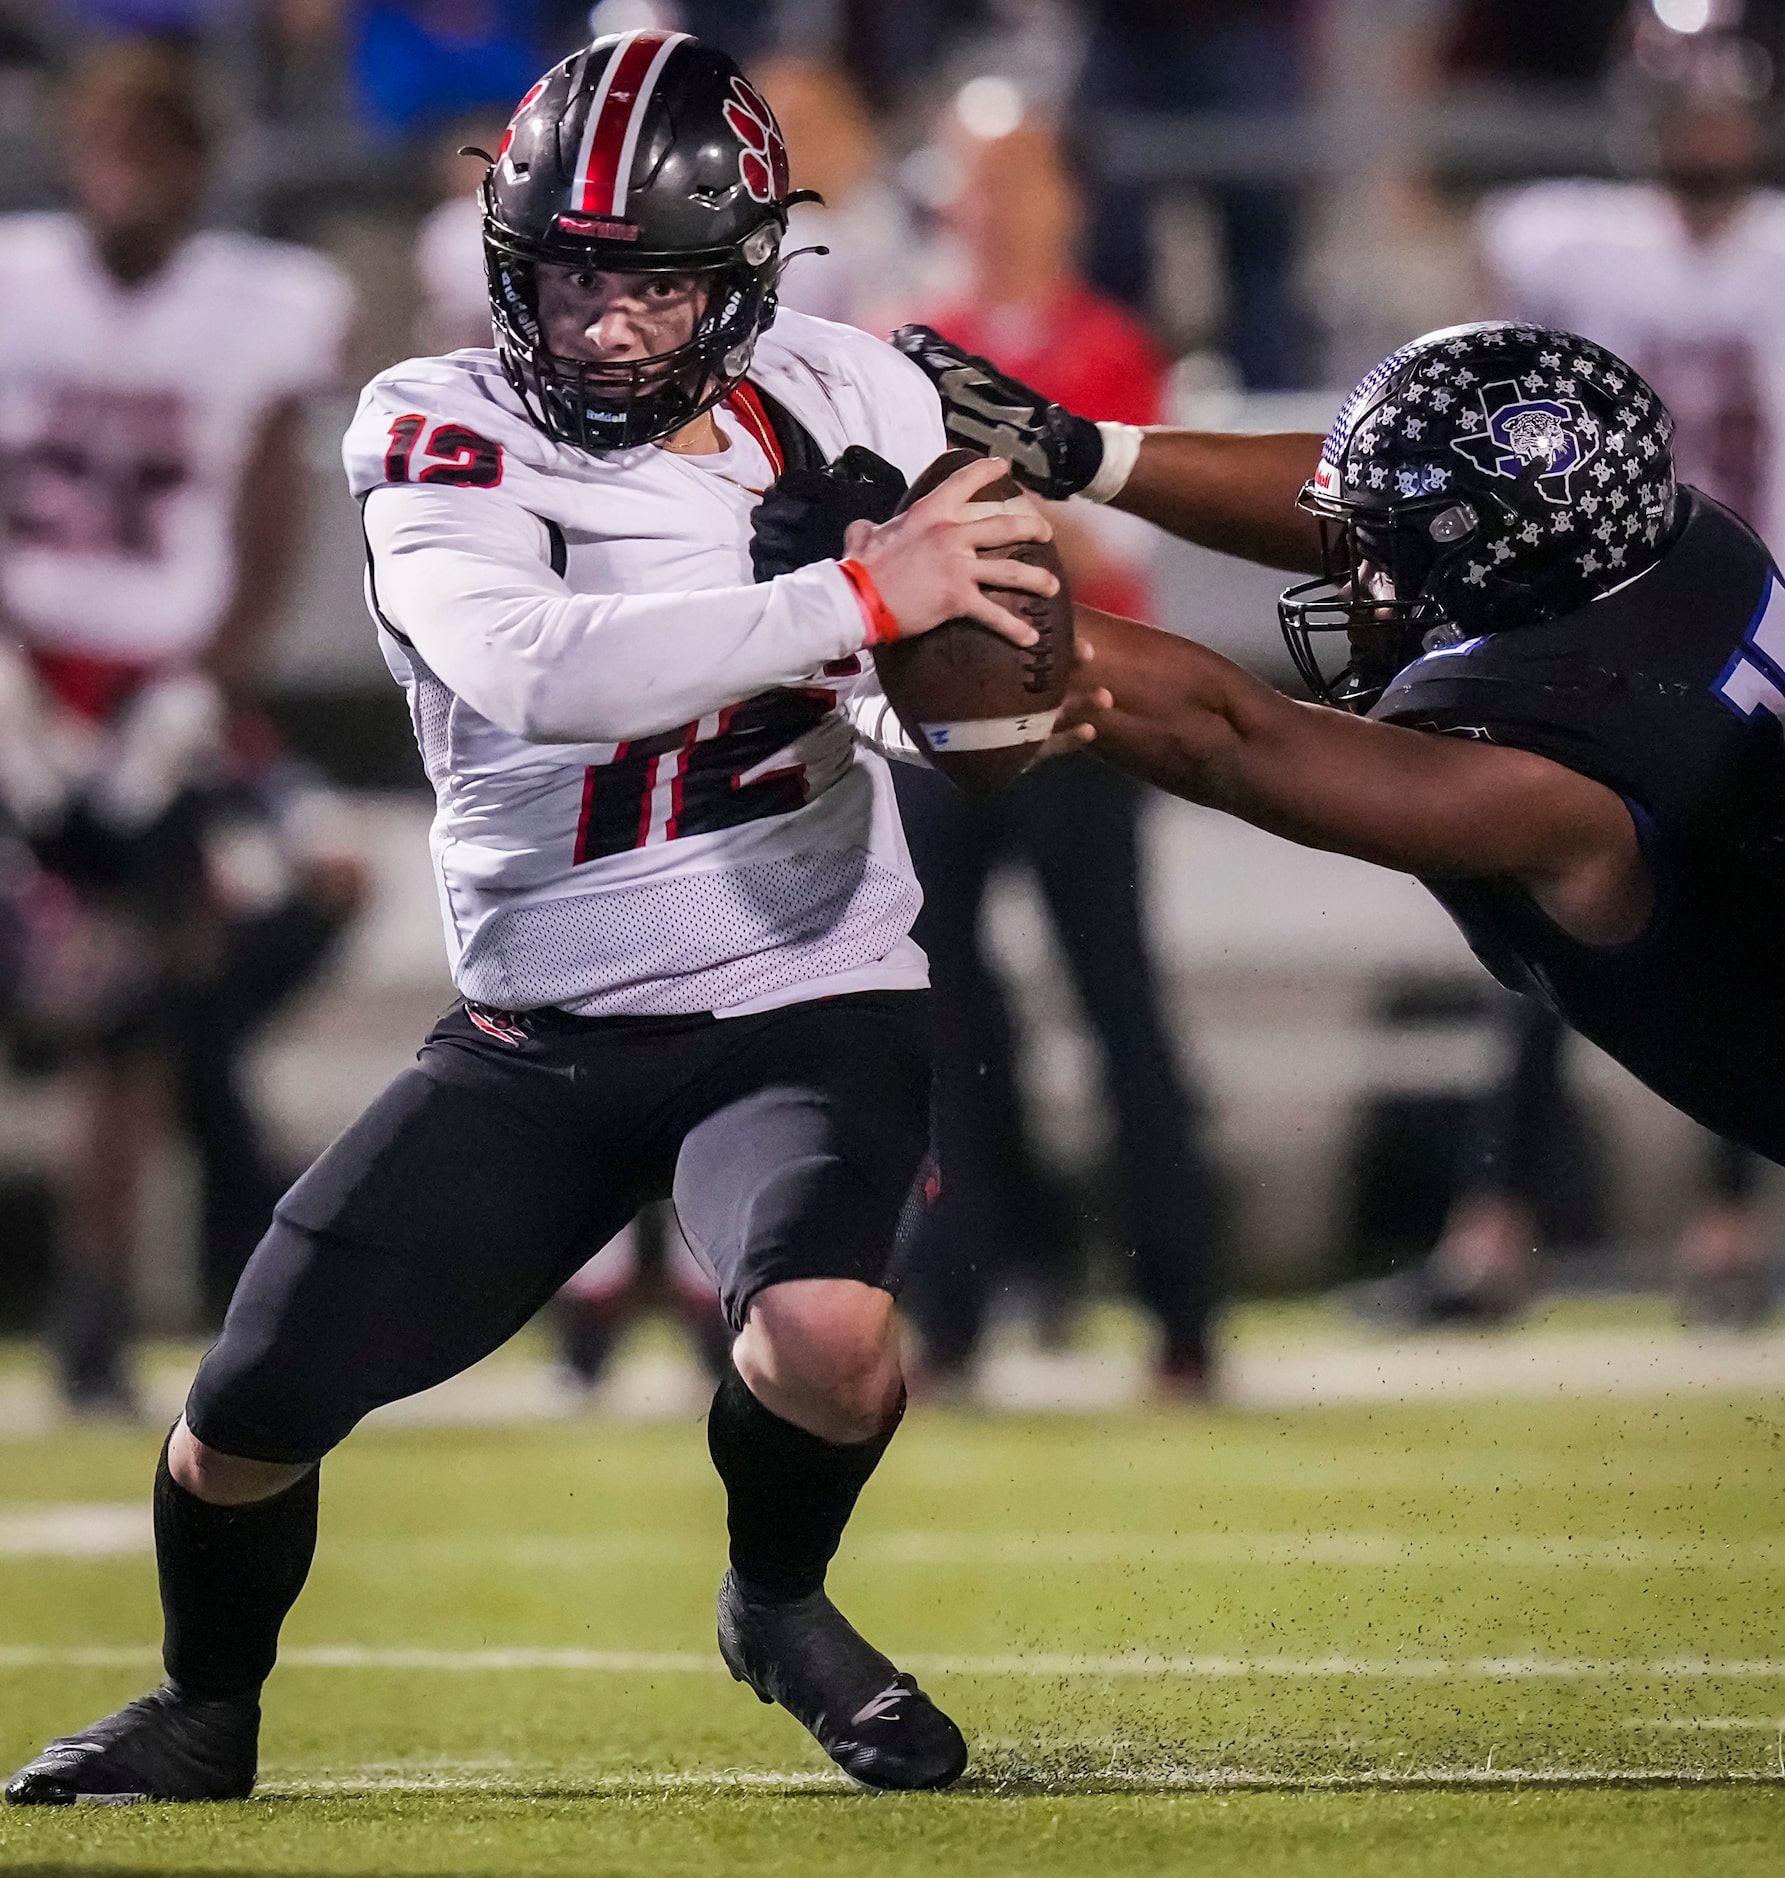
[361,481,872,746]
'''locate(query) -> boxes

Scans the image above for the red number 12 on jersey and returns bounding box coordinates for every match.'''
[385,414,504,487]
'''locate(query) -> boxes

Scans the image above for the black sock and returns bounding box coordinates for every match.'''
[153,1432,319,1701]
[707,1365,902,1601]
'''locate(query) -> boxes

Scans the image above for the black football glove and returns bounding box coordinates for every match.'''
[891,323,1105,501]
[749,444,909,582]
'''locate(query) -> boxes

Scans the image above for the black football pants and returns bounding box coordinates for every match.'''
[184,991,931,1463]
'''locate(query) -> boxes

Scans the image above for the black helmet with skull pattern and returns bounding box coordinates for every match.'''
[1278,322,1678,712]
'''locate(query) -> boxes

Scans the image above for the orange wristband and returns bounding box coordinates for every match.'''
[838,557,902,646]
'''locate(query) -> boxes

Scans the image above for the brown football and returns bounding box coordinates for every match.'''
[872,449,1074,793]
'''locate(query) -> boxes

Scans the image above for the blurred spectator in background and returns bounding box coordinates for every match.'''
[71,0,236,38]
[835,0,983,115]
[897,118,1226,1398]
[348,1,549,138]
[1481,26,1785,545]
[555,1202,732,1396]
[1072,0,1309,387]
[591,0,774,66]
[1395,1001,1769,1328]
[413,112,505,353]
[0,41,364,1411]
[757,54,922,334]
[1394,18,1785,1330]
[1443,0,1628,84]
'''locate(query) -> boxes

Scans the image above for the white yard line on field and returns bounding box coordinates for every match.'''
[260,1767,848,1795]
[251,1764,1785,1797]
[6,1644,1785,1679]
[855,1532,1785,1570]
[3,1506,1779,1570]
[0,1505,149,1556]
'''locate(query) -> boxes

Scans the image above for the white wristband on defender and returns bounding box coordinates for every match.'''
[1083,422,1143,503]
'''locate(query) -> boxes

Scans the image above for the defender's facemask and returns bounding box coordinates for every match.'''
[1277,488,1481,712]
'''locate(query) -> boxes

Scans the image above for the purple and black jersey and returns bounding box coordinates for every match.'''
[1373,489,1785,1161]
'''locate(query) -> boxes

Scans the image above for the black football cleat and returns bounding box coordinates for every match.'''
[716,1568,968,1791]
[5,1684,258,1806]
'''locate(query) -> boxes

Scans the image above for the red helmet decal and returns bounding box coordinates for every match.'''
[723,76,789,205]
[497,75,549,162]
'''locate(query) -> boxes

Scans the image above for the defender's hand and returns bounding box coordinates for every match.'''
[1055,631,1114,746]
[892,324,1105,500]
[1038,717,1097,761]
[750,445,908,581]
[842,454,1056,646]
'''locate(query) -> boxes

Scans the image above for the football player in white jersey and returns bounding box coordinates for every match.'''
[0,43,361,1412]
[1478,48,1785,551]
[6,33,1056,1806]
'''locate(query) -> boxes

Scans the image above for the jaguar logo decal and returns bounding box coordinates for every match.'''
[1452,378,1601,504]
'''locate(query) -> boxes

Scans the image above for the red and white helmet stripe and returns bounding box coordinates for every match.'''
[571,29,692,220]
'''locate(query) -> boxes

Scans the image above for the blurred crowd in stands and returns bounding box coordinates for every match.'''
[0,0,1781,1415]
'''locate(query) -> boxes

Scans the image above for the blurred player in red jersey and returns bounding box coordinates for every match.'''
[0,43,365,1411]
[895,121,1226,1398]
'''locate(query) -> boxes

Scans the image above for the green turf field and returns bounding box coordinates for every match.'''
[0,1320,1781,1875]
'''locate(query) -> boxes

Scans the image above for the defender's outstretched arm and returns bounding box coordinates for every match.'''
[1108,430,1326,572]
[1071,608,1650,947]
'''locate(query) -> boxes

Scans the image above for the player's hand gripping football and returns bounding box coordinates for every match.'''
[843,453,1056,646]
[891,324,1105,500]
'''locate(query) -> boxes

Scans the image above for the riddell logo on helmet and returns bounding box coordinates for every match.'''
[723,77,789,204]
[1452,377,1601,505]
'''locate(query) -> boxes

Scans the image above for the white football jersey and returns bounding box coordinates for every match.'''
[342,308,946,1019]
[1479,181,1785,552]
[0,214,352,667]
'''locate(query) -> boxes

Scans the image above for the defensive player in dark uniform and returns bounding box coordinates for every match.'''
[893,320,1785,1166]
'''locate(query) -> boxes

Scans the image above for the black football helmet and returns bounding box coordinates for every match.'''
[1279,322,1679,712]
[481,31,809,452]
